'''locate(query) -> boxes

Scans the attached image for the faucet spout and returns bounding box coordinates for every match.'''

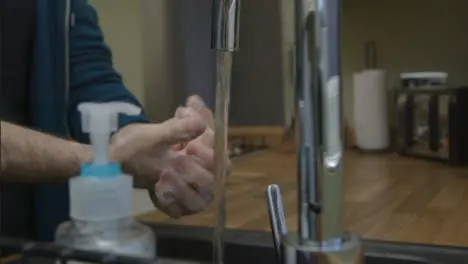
[211,0,241,51]
[295,0,343,242]
[313,0,344,241]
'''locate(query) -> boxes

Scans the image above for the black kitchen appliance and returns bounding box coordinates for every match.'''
[396,85,468,165]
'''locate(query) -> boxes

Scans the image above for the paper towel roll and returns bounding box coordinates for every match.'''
[353,69,389,150]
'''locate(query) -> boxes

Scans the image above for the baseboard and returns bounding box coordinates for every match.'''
[344,122,357,148]
[344,123,397,151]
[228,126,286,150]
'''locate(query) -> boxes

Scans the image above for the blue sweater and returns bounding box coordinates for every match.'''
[32,0,147,241]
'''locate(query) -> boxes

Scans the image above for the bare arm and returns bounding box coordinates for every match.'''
[0,121,92,182]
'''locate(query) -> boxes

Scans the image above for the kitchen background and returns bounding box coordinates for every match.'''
[90,0,468,246]
[90,0,468,128]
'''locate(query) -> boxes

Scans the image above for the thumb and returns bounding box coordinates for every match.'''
[153,116,206,147]
[111,116,206,163]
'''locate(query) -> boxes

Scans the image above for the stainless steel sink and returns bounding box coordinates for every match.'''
[151,223,467,264]
[8,255,431,264]
[156,256,429,264]
[3,223,452,264]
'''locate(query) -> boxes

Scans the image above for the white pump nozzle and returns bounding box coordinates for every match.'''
[71,102,141,221]
[78,102,141,165]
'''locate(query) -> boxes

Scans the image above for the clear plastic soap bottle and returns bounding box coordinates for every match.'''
[55,102,156,260]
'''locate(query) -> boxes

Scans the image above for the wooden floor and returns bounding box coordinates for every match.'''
[138,148,468,247]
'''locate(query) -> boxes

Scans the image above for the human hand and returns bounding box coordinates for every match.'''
[149,95,218,217]
[110,96,222,218]
[109,113,206,193]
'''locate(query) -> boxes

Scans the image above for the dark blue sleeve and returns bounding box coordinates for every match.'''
[68,0,148,143]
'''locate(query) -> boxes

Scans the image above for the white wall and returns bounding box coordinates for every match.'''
[90,0,159,215]
[89,0,145,104]
[89,0,468,129]
[342,0,468,127]
[140,0,174,122]
[89,0,174,122]
[279,0,297,129]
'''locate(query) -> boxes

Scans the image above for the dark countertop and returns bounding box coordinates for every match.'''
[150,223,468,264]
[2,223,468,263]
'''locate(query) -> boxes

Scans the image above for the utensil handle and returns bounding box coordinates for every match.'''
[266,184,288,263]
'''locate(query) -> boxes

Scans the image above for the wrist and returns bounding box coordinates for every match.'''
[71,142,93,173]
[81,144,93,162]
[108,123,144,164]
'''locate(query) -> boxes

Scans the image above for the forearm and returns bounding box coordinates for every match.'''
[0,121,92,182]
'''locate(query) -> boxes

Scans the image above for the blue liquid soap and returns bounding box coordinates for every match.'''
[55,102,155,261]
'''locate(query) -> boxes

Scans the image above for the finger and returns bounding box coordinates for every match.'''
[185,165,214,204]
[174,107,185,118]
[172,144,185,151]
[185,142,214,172]
[152,172,184,218]
[153,154,214,215]
[172,155,213,198]
[148,189,176,217]
[187,95,214,130]
[186,95,205,111]
[201,108,215,130]
[201,128,215,148]
[175,106,197,119]
[186,129,230,175]
[115,118,205,161]
[153,116,206,147]
[174,107,203,150]
[190,128,214,149]
[157,165,208,214]
[181,167,213,209]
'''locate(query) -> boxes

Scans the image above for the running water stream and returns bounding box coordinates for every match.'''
[212,51,233,264]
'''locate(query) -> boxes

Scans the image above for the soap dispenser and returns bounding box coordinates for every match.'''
[55,102,155,260]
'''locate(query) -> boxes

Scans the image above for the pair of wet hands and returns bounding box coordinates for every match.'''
[110,96,220,218]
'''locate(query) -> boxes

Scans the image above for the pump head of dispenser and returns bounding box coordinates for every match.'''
[69,102,141,222]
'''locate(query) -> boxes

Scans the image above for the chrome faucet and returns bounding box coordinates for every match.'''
[210,1,241,264]
[296,0,344,242]
[210,0,361,263]
[267,0,363,263]
[211,0,241,51]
